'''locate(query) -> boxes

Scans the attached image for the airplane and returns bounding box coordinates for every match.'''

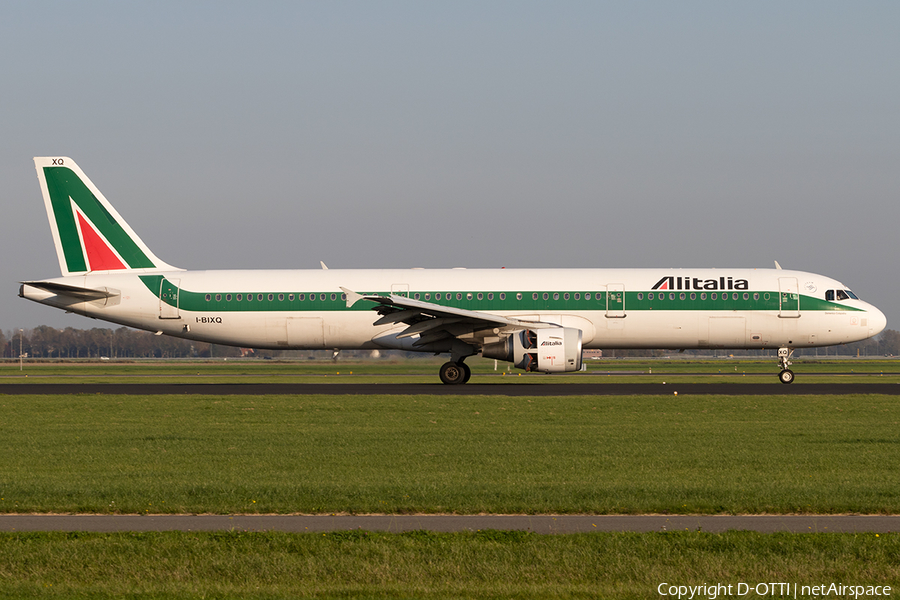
[20,157,887,384]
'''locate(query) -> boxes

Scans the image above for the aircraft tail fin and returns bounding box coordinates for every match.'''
[33,157,181,276]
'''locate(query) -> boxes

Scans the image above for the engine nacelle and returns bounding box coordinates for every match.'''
[482,328,583,373]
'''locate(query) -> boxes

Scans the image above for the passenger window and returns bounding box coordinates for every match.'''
[743,293,749,300]
[711,293,717,300]
[753,293,759,301]
[679,293,686,300]
[585,293,591,300]
[237,294,243,301]
[414,293,420,300]
[825,290,834,301]
[477,293,483,300]
[543,293,550,300]
[648,293,654,300]
[435,293,441,300]
[690,293,696,300]
[288,294,294,301]
[258,294,264,301]
[279,294,285,301]
[700,293,706,300]
[563,293,569,300]
[298,294,305,301]
[637,293,643,300]
[732,293,738,300]
[457,293,462,301]
[216,294,222,302]
[669,293,675,301]
[574,293,580,300]
[226,294,232,302]
[205,294,211,302]
[533,293,539,300]
[268,294,274,301]
[320,294,326,301]
[487,293,493,300]
[499,293,506,300]
[553,293,559,300]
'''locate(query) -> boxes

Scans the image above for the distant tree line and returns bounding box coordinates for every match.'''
[2,326,898,360]
[0,326,235,359]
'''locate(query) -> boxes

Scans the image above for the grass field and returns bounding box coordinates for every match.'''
[2,363,899,598]
[0,530,898,599]
[1,392,899,514]
[1,357,899,385]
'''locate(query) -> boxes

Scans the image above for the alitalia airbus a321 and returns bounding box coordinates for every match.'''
[20,157,887,384]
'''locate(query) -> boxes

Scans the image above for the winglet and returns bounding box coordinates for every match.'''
[340,287,364,308]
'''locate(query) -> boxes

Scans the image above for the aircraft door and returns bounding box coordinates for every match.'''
[778,277,800,318]
[159,278,181,319]
[606,284,625,318]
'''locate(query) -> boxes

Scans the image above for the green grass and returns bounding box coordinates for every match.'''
[1,358,899,384]
[2,393,900,514]
[0,530,898,599]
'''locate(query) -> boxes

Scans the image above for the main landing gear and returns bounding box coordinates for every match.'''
[439,361,472,385]
[777,347,794,384]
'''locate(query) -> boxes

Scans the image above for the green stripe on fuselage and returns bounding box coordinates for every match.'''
[139,276,863,314]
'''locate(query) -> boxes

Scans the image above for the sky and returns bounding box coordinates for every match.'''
[2,1,898,331]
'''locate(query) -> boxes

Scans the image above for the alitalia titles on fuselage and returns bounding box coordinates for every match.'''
[652,276,749,291]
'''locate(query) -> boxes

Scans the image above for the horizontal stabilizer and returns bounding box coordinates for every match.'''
[20,280,117,301]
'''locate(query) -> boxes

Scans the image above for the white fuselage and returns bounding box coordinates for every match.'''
[20,267,886,352]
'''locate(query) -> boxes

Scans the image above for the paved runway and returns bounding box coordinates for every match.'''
[0,382,898,395]
[2,514,899,534]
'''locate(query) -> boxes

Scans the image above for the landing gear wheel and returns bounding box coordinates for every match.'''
[779,369,794,385]
[460,362,472,384]
[439,361,467,385]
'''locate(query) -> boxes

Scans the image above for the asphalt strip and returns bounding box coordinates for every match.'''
[2,514,899,533]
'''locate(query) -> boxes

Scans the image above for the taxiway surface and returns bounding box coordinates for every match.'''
[2,514,899,534]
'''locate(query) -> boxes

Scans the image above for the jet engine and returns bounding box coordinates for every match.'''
[482,328,583,373]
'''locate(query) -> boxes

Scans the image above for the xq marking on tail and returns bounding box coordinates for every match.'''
[20,157,886,384]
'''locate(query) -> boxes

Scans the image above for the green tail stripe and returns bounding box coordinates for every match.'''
[44,166,155,271]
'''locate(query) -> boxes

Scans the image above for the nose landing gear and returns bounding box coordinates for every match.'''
[778,347,794,384]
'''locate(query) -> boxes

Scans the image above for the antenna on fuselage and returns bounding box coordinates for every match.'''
[774,261,783,270]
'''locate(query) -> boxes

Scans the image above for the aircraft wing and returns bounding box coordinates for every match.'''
[341,287,554,348]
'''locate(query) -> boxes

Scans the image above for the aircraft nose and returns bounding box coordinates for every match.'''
[868,305,887,338]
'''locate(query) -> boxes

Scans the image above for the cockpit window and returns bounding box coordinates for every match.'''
[825,290,834,301]
[845,290,859,300]
[836,290,850,301]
